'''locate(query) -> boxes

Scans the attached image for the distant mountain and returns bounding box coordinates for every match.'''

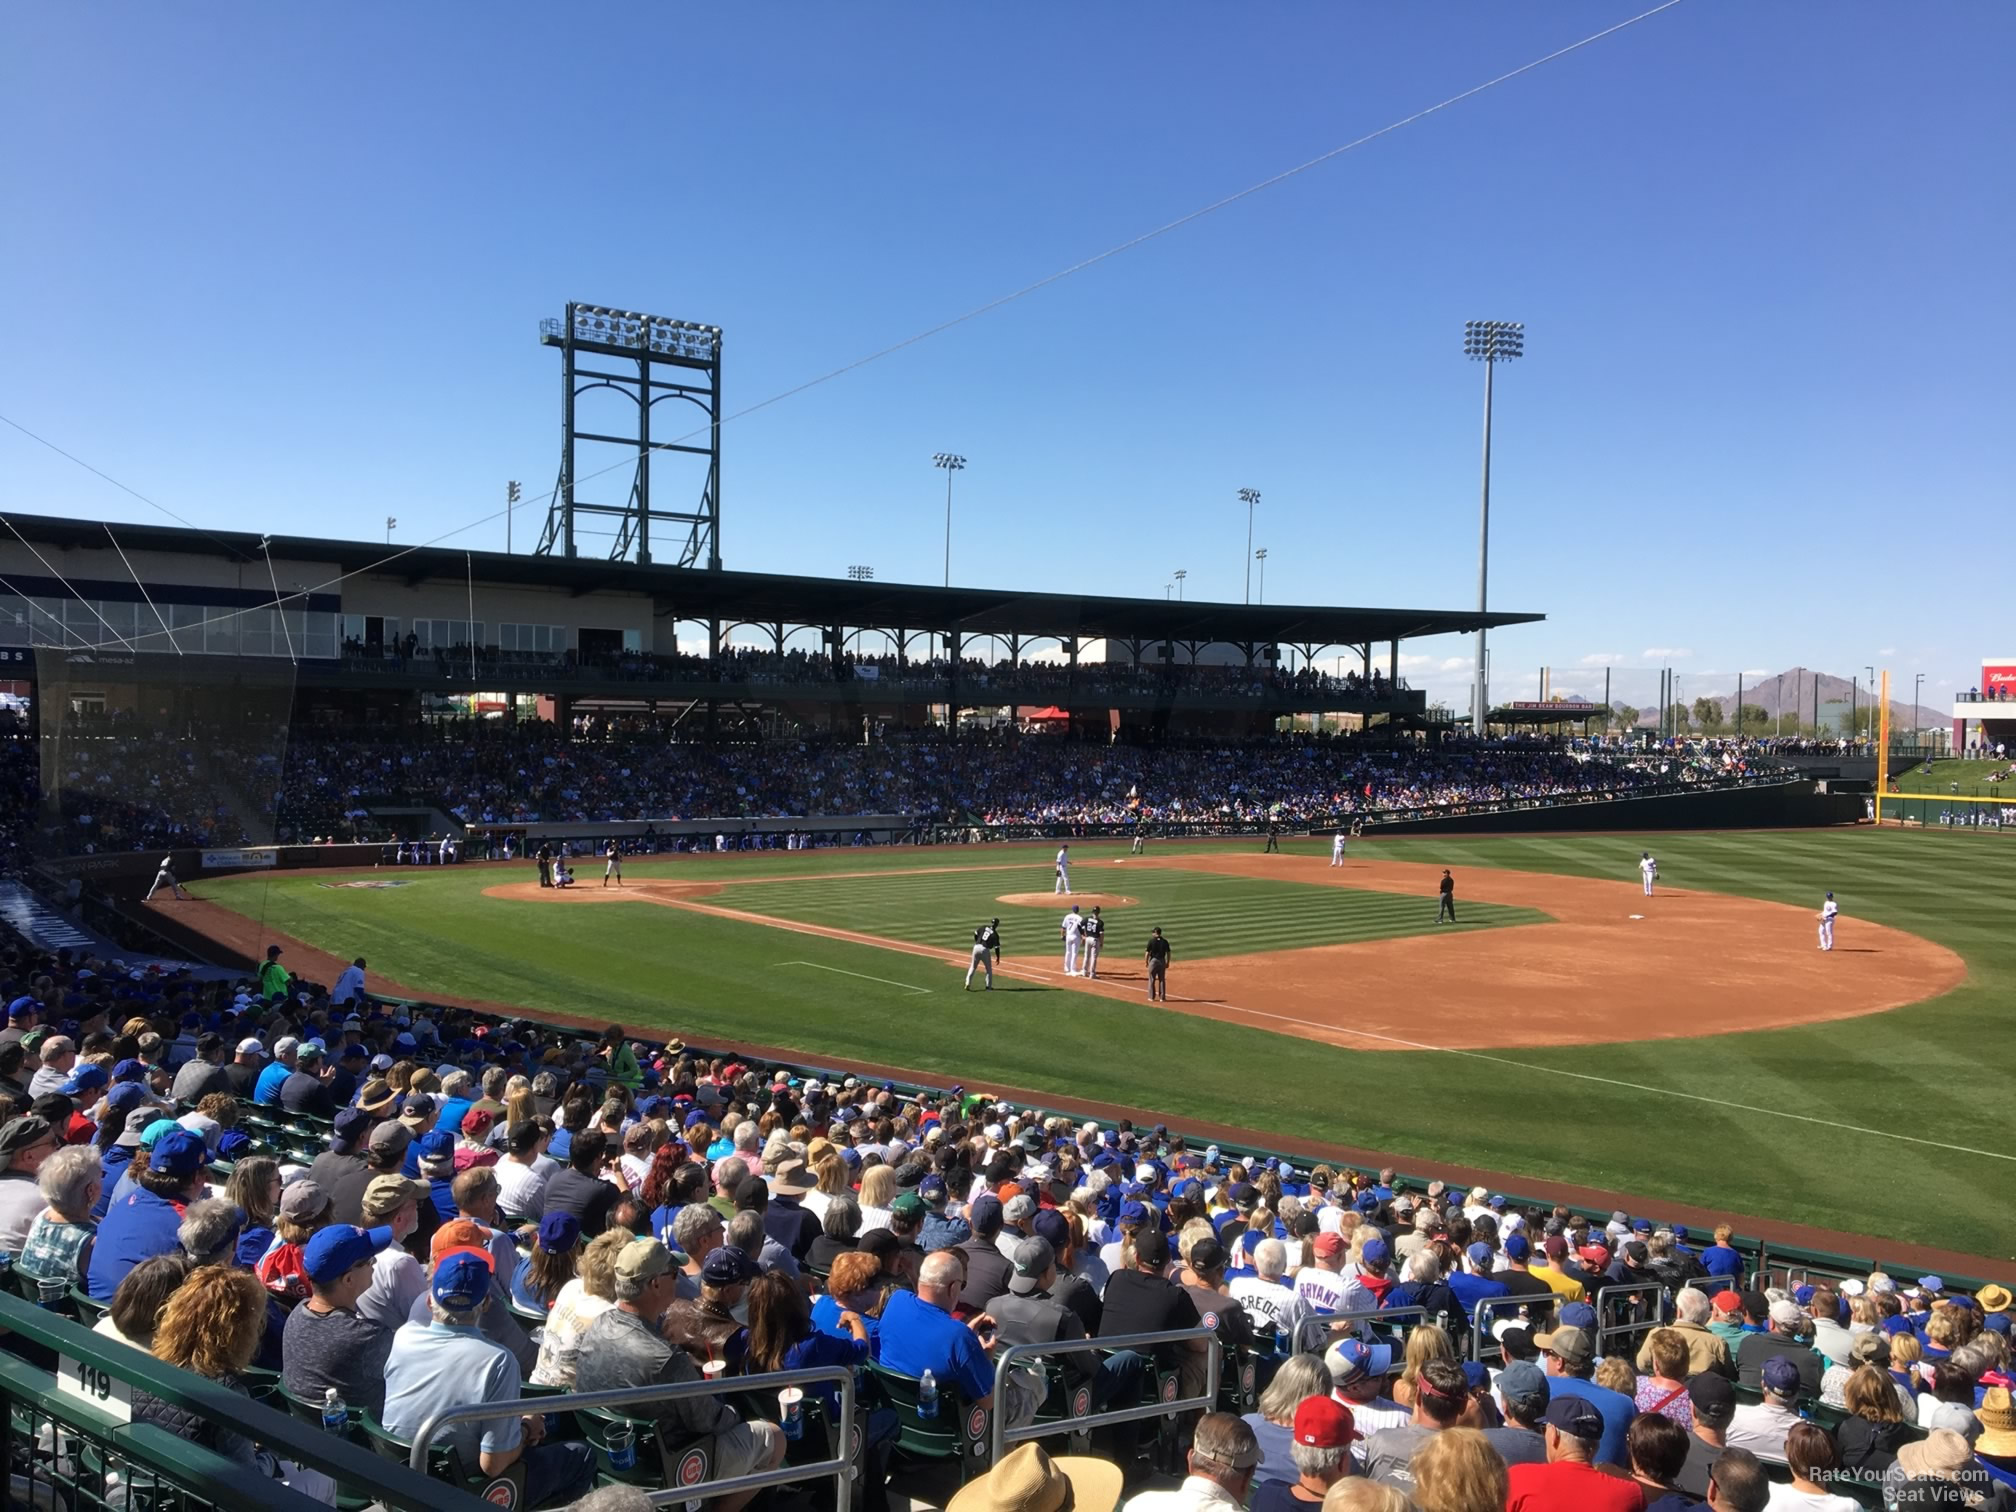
[1554,666,1942,729]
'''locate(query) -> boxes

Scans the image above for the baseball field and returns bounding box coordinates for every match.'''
[180,827,2016,1261]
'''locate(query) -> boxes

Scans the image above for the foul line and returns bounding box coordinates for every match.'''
[775,960,931,995]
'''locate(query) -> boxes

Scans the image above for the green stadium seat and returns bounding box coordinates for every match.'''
[865,1361,994,1481]
[360,1410,526,1507]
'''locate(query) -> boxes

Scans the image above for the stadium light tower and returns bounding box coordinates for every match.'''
[385,515,397,544]
[1914,672,1925,742]
[932,454,965,587]
[846,564,874,581]
[1238,488,1261,602]
[1254,547,1268,604]
[1464,320,1524,735]
[1174,568,1187,601]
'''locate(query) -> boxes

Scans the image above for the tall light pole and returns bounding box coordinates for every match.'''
[1238,488,1261,602]
[1913,672,1924,745]
[1254,547,1268,604]
[846,565,873,653]
[505,481,521,553]
[1464,320,1524,735]
[932,454,965,588]
[385,515,397,544]
[1173,569,1187,601]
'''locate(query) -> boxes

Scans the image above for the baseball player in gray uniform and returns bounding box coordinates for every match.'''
[966,918,1002,989]
[1081,906,1105,978]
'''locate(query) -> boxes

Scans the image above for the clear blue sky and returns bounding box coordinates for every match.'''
[3,3,2010,715]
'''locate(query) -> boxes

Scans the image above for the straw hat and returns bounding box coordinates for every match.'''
[945,1443,1122,1512]
[1895,1428,1973,1481]
[1975,1386,2016,1458]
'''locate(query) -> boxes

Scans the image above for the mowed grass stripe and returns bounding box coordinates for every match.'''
[716,867,1546,962]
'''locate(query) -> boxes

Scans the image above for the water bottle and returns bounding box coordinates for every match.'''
[321,1388,348,1434]
[918,1369,939,1420]
[607,1421,637,1471]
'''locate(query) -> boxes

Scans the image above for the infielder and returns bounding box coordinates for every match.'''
[966,917,1002,990]
[1639,852,1658,896]
[1081,906,1105,979]
[1330,832,1346,867]
[603,839,623,888]
[1818,892,1838,951]
[1060,904,1085,976]
[145,855,189,902]
[1054,844,1072,895]
[1130,827,1145,855]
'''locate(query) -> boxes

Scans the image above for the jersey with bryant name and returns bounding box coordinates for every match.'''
[974,924,1001,950]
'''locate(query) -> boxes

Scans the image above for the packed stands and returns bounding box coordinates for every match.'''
[0,919,2007,1510]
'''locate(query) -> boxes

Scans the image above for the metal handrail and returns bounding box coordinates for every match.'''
[1592,1282,1670,1352]
[1465,1294,1549,1362]
[1308,1304,1429,1349]
[408,1363,856,1512]
[988,1326,1219,1466]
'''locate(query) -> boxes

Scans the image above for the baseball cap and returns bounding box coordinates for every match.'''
[111,1058,148,1083]
[1188,1235,1227,1272]
[919,1174,948,1204]
[1360,1237,1391,1268]
[1496,1360,1549,1415]
[280,1178,332,1222]
[1576,1242,1610,1268]
[430,1250,493,1310]
[235,1037,266,1057]
[367,1120,412,1156]
[1292,1395,1361,1447]
[1117,1200,1149,1226]
[1312,1232,1345,1259]
[1761,1356,1803,1395]
[302,1223,395,1285]
[1687,1372,1736,1427]
[399,1092,436,1124]
[361,1174,425,1222]
[1557,1301,1598,1331]
[1542,1396,1603,1441]
[430,1218,496,1267]
[115,1106,157,1147]
[614,1239,673,1286]
[1710,1289,1744,1314]
[701,1247,759,1286]
[1132,1228,1169,1268]
[1533,1325,1594,1369]
[889,1191,926,1221]
[1768,1298,1806,1328]
[1009,1237,1056,1294]
[416,1130,456,1167]
[149,1129,208,1178]
[1465,1241,1494,1267]
[1502,1234,1531,1262]
[1326,1337,1394,1385]
[332,1106,371,1144]
[1030,1209,1069,1251]
[58,1065,107,1097]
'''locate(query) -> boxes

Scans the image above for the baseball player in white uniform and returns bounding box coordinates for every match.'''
[1818,892,1838,951]
[1060,904,1084,975]
[1639,852,1658,896]
[145,856,189,901]
[1330,832,1346,867]
[603,840,623,888]
[1081,906,1104,978]
[966,918,1002,989]
[1054,844,1071,895]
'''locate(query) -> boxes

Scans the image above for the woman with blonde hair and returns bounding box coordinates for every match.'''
[503,1075,536,1130]
[1409,1426,1508,1512]
[1836,1362,1911,1480]
[1593,1355,1638,1397]
[530,1226,627,1387]
[1319,1481,1410,1512]
[855,1163,898,1232]
[1392,1322,1454,1410]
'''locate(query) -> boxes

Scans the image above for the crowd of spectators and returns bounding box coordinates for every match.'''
[1,925,2011,1510]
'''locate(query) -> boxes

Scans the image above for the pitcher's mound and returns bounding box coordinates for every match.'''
[996,892,1139,909]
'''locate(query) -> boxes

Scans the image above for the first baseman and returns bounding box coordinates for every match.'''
[1060,904,1084,975]
[1818,892,1838,951]
[1081,906,1105,978]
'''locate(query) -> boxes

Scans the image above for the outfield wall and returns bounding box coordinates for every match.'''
[1366,778,1864,836]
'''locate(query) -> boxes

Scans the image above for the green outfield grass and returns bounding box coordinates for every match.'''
[1892,757,2013,795]
[718,866,1546,959]
[199,829,2016,1259]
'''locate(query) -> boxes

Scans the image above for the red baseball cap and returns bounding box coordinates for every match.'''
[1312,1232,1346,1259]
[1710,1289,1744,1314]
[1293,1395,1361,1447]
[1577,1243,1611,1268]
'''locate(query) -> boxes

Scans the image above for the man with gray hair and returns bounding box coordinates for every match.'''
[1121,1411,1260,1512]
[714,1122,762,1186]
[880,1251,1035,1423]
[1230,1238,1313,1344]
[176,1197,246,1266]
[670,1202,724,1300]
[573,1239,783,1512]
[1639,1284,1735,1378]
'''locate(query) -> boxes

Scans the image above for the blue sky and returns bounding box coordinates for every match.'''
[3,3,2010,716]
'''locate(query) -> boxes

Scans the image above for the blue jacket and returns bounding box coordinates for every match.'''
[253,1061,291,1106]
[89,1186,187,1301]
[432,1097,474,1138]
[94,1147,134,1220]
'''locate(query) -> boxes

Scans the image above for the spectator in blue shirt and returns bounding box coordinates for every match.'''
[1532,1323,1636,1469]
[89,1129,210,1301]
[878,1250,1000,1408]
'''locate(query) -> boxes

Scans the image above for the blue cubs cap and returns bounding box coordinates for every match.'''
[1118,1200,1149,1225]
[333,1106,371,1143]
[59,1065,108,1096]
[303,1223,394,1285]
[1631,1218,1654,1234]
[1361,1237,1391,1267]
[968,1193,1003,1228]
[919,1175,948,1203]
[417,1130,455,1159]
[1558,1301,1598,1330]
[1466,1241,1494,1266]
[1487,1194,1506,1210]
[216,1130,254,1161]
[683,1109,710,1129]
[1792,1285,1816,1306]
[149,1129,208,1177]
[1503,1234,1531,1262]
[111,1058,147,1083]
[1761,1356,1802,1394]
[1461,1360,1489,1391]
[537,1213,582,1251]
[104,1082,148,1117]
[1329,1337,1393,1384]
[701,1246,759,1285]
[1353,1191,1378,1214]
[430,1250,493,1309]
[1671,1224,1690,1241]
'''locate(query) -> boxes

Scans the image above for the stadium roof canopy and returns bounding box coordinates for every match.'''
[7,512,1543,648]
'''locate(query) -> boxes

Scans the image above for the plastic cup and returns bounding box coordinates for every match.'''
[702,1359,727,1381]
[778,1386,804,1440]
